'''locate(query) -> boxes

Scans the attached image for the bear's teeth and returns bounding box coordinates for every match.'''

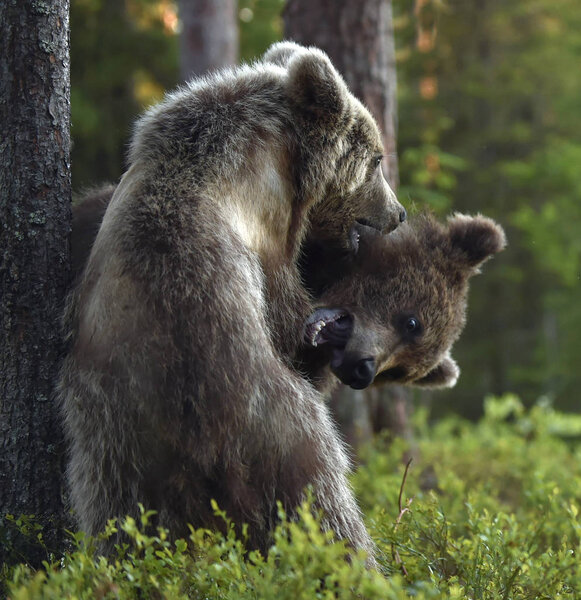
[310,320,327,346]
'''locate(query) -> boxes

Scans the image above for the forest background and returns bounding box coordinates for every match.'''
[2,1,581,596]
[71,0,581,418]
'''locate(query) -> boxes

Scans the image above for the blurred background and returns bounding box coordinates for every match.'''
[70,0,581,420]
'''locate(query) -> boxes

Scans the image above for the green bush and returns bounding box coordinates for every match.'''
[4,396,581,599]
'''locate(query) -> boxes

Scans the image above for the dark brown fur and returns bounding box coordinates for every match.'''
[59,43,407,561]
[299,214,506,394]
[71,185,116,281]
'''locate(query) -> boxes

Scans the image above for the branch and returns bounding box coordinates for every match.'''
[391,458,413,577]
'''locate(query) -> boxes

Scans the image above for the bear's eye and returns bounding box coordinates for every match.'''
[394,313,423,339]
[372,155,383,169]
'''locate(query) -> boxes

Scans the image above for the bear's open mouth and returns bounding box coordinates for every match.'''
[304,308,353,348]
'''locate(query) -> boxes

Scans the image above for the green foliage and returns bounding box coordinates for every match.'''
[509,137,581,288]
[0,515,46,564]
[70,0,179,189]
[239,0,285,62]
[394,0,581,415]
[70,0,283,190]
[360,395,581,598]
[0,514,48,598]
[5,399,581,598]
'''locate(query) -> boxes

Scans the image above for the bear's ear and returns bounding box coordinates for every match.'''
[447,213,507,270]
[413,354,460,389]
[262,41,305,67]
[286,48,348,121]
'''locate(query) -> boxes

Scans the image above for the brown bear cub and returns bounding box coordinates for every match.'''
[59,42,406,562]
[298,213,506,395]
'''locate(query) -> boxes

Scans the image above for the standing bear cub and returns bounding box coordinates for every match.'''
[299,213,506,394]
[59,42,405,559]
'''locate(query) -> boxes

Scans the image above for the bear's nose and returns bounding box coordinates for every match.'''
[399,208,407,223]
[349,358,376,390]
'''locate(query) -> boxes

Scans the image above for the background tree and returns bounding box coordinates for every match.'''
[70,0,241,191]
[178,0,238,80]
[284,0,399,186]
[0,0,71,566]
[284,0,413,448]
[70,0,178,189]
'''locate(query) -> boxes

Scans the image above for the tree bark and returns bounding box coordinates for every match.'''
[0,0,71,565]
[284,0,413,448]
[177,0,239,81]
[284,0,399,187]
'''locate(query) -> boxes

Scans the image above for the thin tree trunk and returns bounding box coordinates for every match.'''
[284,0,413,448]
[0,0,71,566]
[178,0,239,81]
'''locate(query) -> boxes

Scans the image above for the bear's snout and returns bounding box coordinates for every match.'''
[331,353,377,390]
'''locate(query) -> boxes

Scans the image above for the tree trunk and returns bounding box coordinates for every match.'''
[284,0,413,449]
[177,0,239,81]
[0,0,71,566]
[284,0,399,186]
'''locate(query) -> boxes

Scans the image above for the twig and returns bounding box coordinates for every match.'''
[391,458,413,577]
[398,458,413,515]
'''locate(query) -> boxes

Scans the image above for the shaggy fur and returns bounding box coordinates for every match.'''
[72,203,503,397]
[299,213,506,394]
[71,185,116,281]
[59,43,407,560]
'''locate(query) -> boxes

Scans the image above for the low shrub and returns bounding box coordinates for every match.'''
[4,396,581,599]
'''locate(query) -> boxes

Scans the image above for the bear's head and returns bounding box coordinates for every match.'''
[125,42,405,261]
[302,213,506,390]
[264,42,407,249]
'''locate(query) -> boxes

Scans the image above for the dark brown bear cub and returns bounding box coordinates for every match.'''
[299,213,506,394]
